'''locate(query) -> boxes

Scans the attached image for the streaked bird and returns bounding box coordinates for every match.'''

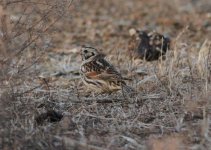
[80,46,135,96]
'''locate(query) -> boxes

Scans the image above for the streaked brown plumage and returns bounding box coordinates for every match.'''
[128,29,171,61]
[80,46,134,95]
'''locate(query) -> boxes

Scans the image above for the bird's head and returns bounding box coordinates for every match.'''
[81,46,104,61]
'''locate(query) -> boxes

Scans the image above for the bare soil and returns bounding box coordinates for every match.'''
[0,0,211,149]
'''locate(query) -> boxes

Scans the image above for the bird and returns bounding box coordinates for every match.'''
[80,46,135,96]
[128,29,170,61]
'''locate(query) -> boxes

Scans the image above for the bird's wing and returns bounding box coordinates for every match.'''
[84,58,124,82]
[96,58,124,81]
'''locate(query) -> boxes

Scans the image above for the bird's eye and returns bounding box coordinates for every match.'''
[84,50,88,53]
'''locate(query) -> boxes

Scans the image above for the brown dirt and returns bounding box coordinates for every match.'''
[0,0,211,149]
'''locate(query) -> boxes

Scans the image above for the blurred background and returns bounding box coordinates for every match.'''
[0,0,211,149]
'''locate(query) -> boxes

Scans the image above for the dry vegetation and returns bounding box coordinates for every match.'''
[0,0,211,149]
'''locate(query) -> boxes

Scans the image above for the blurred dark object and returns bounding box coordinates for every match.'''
[35,110,63,125]
[128,29,171,61]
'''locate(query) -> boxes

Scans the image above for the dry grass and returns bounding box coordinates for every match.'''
[147,134,184,150]
[0,0,211,149]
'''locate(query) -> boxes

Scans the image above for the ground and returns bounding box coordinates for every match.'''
[0,0,211,150]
